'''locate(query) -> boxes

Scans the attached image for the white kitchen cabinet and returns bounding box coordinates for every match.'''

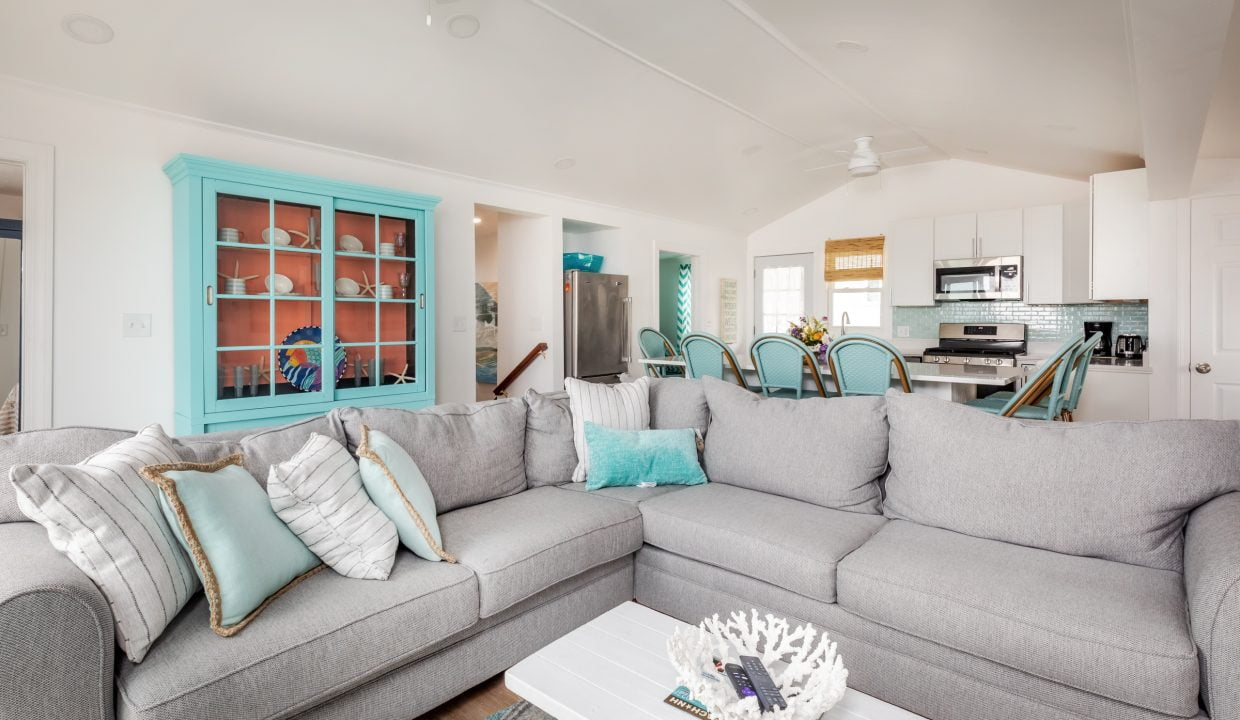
[1074,369,1149,421]
[1023,202,1091,304]
[933,213,978,260]
[978,208,1024,257]
[886,217,935,306]
[1091,168,1149,300]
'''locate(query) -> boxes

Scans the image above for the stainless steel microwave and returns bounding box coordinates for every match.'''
[933,256,1023,301]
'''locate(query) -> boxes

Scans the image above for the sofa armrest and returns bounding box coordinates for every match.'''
[0,521,114,720]
[1186,492,1240,719]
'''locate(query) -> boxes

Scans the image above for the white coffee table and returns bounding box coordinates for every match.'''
[506,601,924,720]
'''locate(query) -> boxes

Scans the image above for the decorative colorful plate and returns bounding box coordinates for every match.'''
[278,326,347,392]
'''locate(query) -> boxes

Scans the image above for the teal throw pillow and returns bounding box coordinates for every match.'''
[141,455,323,636]
[583,422,707,491]
[356,425,455,563]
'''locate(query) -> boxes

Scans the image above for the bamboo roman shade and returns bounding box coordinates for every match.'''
[824,236,885,282]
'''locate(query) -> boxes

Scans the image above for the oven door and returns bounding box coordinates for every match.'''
[934,257,1022,301]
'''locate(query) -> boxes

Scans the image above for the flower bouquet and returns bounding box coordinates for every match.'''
[788,316,832,365]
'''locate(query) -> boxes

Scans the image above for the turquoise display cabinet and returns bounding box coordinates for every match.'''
[165,155,441,433]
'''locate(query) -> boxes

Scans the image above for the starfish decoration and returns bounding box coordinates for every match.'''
[217,261,259,283]
[386,364,414,384]
[359,270,377,298]
[288,229,315,249]
[255,356,271,383]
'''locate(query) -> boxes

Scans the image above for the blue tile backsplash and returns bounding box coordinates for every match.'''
[892,302,1148,342]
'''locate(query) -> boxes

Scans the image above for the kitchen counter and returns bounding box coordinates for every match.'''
[638,356,1020,403]
[1016,353,1151,374]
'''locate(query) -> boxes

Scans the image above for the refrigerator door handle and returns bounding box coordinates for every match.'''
[570,278,580,377]
[621,296,632,363]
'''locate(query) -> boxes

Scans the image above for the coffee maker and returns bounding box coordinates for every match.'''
[1083,321,1113,357]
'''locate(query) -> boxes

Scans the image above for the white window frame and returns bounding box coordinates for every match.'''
[827,278,884,331]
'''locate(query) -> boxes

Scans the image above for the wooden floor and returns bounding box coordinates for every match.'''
[414,674,522,720]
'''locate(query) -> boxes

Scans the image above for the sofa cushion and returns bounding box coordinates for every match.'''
[700,376,887,513]
[438,486,643,617]
[332,400,527,513]
[883,391,1240,572]
[0,425,134,523]
[115,553,477,720]
[523,389,577,488]
[173,416,335,488]
[557,481,690,504]
[640,483,887,603]
[836,520,1200,717]
[649,377,709,436]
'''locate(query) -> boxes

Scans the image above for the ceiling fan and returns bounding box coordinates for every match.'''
[803,136,930,177]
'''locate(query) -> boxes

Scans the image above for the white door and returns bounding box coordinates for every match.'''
[933,213,978,259]
[977,208,1023,257]
[1191,194,1240,419]
[754,253,813,335]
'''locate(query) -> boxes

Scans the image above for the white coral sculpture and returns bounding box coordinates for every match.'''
[667,609,848,720]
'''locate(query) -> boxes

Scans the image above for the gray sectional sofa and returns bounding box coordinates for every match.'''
[1,376,1238,720]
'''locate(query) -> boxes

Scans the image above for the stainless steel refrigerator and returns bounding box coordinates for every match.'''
[564,270,631,382]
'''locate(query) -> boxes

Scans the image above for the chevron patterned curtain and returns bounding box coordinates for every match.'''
[675,264,692,343]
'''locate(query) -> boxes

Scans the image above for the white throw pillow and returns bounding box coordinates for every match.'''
[10,424,200,663]
[268,433,399,580]
[564,376,651,482]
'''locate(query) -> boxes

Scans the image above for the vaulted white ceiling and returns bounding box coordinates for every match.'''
[0,0,1234,229]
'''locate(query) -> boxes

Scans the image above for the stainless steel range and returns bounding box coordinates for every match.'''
[922,323,1026,367]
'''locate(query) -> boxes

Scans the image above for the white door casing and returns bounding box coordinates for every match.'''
[1190,194,1240,420]
[0,137,53,430]
[754,253,813,335]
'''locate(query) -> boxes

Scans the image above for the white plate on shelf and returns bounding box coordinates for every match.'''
[262,227,292,246]
[338,235,364,252]
[265,273,294,294]
[335,277,360,296]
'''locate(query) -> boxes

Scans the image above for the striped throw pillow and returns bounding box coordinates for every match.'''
[268,433,398,580]
[10,424,200,663]
[564,376,651,482]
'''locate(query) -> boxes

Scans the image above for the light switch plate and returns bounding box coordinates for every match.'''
[452,315,467,333]
[896,325,911,338]
[123,313,152,337]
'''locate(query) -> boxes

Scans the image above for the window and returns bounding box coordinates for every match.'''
[824,236,884,329]
[754,253,812,334]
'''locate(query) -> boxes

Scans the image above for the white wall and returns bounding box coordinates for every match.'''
[746,159,1090,341]
[0,78,745,429]
[475,226,498,284]
[0,238,19,401]
[0,194,20,220]
[497,213,561,397]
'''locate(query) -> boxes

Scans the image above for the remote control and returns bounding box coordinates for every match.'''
[740,655,788,712]
[723,663,758,703]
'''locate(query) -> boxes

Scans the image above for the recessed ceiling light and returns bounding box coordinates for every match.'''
[446,13,480,39]
[61,14,114,44]
[553,157,576,170]
[1044,123,1077,131]
[473,216,482,224]
[742,207,759,216]
[835,40,869,53]
[741,144,763,156]
[964,147,990,155]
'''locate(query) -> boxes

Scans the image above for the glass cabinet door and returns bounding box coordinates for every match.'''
[332,199,426,398]
[205,180,335,412]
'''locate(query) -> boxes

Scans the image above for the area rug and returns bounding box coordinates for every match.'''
[486,701,556,720]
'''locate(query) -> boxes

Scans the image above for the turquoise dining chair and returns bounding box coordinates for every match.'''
[749,333,828,399]
[827,334,913,396]
[680,331,748,388]
[967,333,1083,420]
[638,327,682,378]
[971,332,1102,421]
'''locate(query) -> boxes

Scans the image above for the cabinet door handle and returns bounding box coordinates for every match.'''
[206,285,215,306]
[418,293,425,309]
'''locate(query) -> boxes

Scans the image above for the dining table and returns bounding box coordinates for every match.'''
[637,356,1026,403]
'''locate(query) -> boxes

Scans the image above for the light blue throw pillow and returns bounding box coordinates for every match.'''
[142,455,323,636]
[356,425,456,563]
[583,422,707,491]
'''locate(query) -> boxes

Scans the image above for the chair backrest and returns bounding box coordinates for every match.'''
[638,327,674,359]
[827,334,913,396]
[1062,331,1103,415]
[998,333,1084,419]
[748,333,828,399]
[680,331,747,388]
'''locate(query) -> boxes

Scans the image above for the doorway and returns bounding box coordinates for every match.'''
[658,252,694,349]
[474,207,499,401]
[754,253,813,335]
[1189,194,1240,419]
[0,162,21,433]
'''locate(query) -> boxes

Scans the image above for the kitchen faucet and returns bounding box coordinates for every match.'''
[840,311,850,337]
